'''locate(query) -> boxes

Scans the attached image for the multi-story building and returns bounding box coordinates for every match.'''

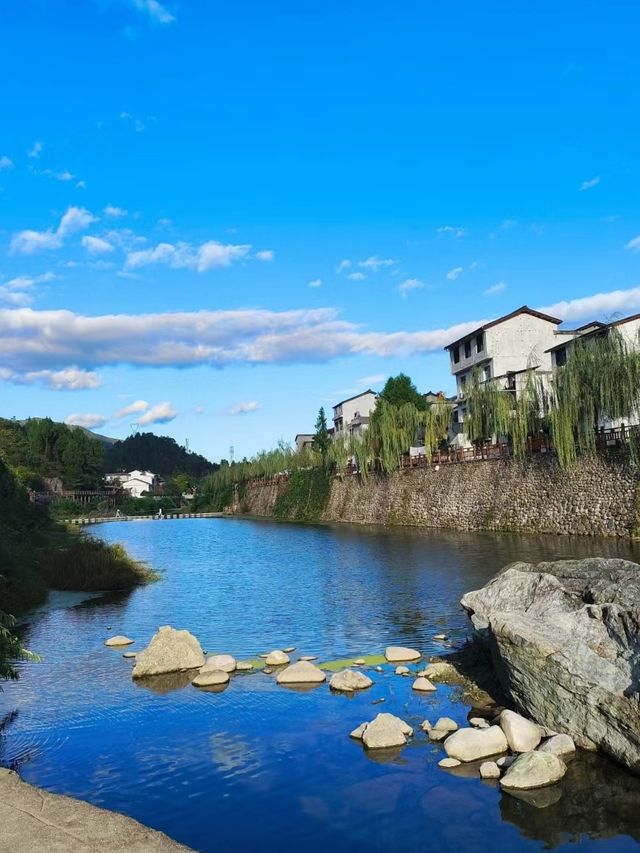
[332,390,377,440]
[105,469,161,498]
[444,306,563,445]
[294,433,315,453]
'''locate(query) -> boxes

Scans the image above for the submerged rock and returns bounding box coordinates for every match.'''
[500,710,542,753]
[276,660,326,684]
[500,750,567,790]
[265,650,290,666]
[132,626,205,678]
[461,557,640,773]
[105,635,133,647]
[361,713,413,750]
[385,646,421,662]
[444,726,508,762]
[329,669,372,692]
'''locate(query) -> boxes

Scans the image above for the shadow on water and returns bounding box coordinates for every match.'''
[500,751,640,846]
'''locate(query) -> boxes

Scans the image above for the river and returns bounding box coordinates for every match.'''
[2,518,640,852]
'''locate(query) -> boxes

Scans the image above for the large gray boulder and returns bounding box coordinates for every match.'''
[444,726,508,762]
[500,750,567,790]
[132,626,205,679]
[461,558,640,773]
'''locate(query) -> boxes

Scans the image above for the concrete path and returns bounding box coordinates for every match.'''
[0,768,194,852]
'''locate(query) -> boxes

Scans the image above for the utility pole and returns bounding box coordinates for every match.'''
[229,445,235,464]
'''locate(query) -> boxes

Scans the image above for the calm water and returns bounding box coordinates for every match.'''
[2,518,640,852]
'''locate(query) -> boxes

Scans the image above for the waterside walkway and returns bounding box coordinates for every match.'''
[67,512,224,525]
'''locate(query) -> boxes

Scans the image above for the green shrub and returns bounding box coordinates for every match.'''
[39,536,158,591]
[273,469,332,522]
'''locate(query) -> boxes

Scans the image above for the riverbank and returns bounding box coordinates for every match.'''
[0,768,193,853]
[239,453,640,538]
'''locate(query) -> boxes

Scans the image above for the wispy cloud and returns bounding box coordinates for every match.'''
[0,155,13,171]
[104,204,128,218]
[124,240,251,272]
[230,401,260,415]
[42,168,76,182]
[308,278,322,288]
[256,250,274,261]
[580,176,600,191]
[0,271,57,305]
[82,235,115,255]
[625,235,640,252]
[398,278,424,297]
[540,287,640,322]
[138,401,177,425]
[10,206,98,254]
[131,0,175,24]
[27,140,43,159]
[484,281,506,297]
[115,399,149,419]
[119,111,152,133]
[358,373,385,387]
[437,225,465,238]
[347,271,365,281]
[446,266,463,281]
[336,259,351,274]
[358,256,396,271]
[65,413,107,429]
[13,367,102,390]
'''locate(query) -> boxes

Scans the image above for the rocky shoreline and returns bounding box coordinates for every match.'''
[0,767,193,853]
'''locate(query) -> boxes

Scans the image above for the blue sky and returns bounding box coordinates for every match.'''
[1,0,640,460]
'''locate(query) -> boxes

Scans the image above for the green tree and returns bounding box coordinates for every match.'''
[313,407,331,464]
[378,374,427,411]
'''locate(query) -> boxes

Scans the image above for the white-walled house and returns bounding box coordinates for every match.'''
[333,390,377,439]
[295,433,315,452]
[445,306,563,446]
[105,470,160,498]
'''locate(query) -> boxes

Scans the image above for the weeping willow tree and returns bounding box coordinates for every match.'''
[510,371,545,459]
[422,397,453,457]
[463,370,512,451]
[549,328,640,468]
[327,432,354,478]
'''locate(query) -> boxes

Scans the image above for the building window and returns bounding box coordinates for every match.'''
[476,333,484,353]
[555,347,567,367]
[464,340,471,359]
[453,346,460,363]
[483,366,491,382]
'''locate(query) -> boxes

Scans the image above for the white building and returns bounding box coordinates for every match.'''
[333,390,377,439]
[105,470,160,499]
[445,306,563,445]
[294,433,315,453]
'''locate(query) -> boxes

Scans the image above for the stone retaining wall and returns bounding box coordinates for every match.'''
[242,454,640,537]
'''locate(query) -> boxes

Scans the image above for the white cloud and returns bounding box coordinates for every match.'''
[4,272,56,291]
[230,401,260,415]
[308,278,322,288]
[82,235,115,255]
[446,266,463,281]
[0,288,32,307]
[11,206,97,254]
[124,240,251,272]
[0,271,57,304]
[539,287,640,322]
[256,250,274,262]
[358,373,385,387]
[76,180,86,189]
[398,278,424,297]
[347,271,365,281]
[115,399,149,419]
[484,281,507,297]
[104,205,128,218]
[358,256,396,271]
[138,401,177,425]
[27,140,43,159]
[580,176,600,191]
[65,413,107,429]
[194,405,205,415]
[336,259,351,273]
[437,225,466,238]
[42,168,76,182]
[21,367,102,390]
[132,0,175,24]
[625,235,640,252]
[0,155,13,171]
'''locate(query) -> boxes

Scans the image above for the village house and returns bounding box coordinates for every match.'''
[332,390,377,440]
[294,433,315,453]
[445,306,563,446]
[105,469,161,499]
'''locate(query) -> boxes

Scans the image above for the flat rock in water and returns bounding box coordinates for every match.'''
[353,658,365,665]
[429,729,449,742]
[421,661,459,681]
[235,661,253,671]
[385,646,421,662]
[479,761,501,780]
[444,726,508,762]
[192,669,229,688]
[412,677,436,692]
[469,717,490,729]
[329,670,373,692]
[300,655,317,661]
[283,647,296,653]
[395,665,409,675]
[434,717,458,733]
[361,713,413,750]
[500,709,542,752]
[350,723,367,740]
[438,758,461,768]
[460,557,640,772]
[204,654,236,673]
[265,650,290,666]
[105,635,133,647]
[122,652,136,659]
[276,661,326,684]
[539,733,576,755]
[434,634,447,641]
[500,750,567,790]
[132,626,205,678]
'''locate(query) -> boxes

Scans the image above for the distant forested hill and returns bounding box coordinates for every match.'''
[105,432,217,478]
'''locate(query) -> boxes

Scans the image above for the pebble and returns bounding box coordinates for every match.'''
[433,717,458,733]
[395,665,409,675]
[300,655,317,661]
[283,647,296,653]
[479,761,501,780]
[122,652,136,659]
[438,758,461,768]
[420,720,432,732]
[469,717,490,729]
[412,677,436,692]
[353,658,365,665]
[105,636,134,647]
